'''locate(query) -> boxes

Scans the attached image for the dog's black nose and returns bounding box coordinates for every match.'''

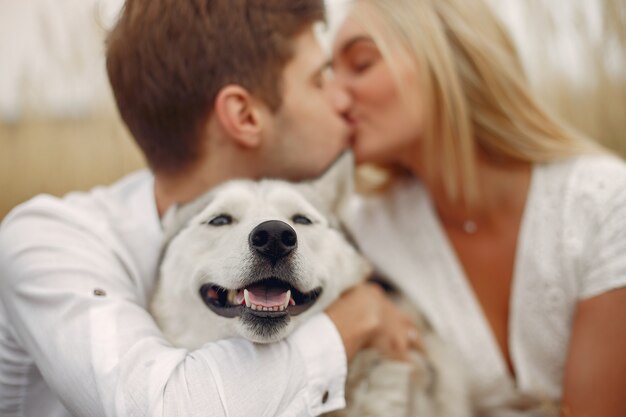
[249,220,297,263]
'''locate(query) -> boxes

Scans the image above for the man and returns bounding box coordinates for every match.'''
[0,0,417,416]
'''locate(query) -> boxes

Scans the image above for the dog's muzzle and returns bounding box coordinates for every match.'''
[199,220,322,320]
[199,278,322,319]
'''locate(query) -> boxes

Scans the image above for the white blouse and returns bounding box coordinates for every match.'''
[342,154,626,404]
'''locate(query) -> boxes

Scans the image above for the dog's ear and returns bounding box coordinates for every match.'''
[298,151,355,215]
[161,190,215,244]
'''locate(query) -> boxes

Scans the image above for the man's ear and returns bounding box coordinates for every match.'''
[214,85,265,148]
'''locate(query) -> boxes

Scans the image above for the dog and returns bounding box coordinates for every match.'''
[151,153,371,348]
[150,153,554,417]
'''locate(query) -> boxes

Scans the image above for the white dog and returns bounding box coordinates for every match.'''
[151,153,371,348]
[150,153,553,417]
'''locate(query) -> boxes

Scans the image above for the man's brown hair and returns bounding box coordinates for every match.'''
[106,0,325,173]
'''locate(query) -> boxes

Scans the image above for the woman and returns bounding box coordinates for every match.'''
[331,0,626,414]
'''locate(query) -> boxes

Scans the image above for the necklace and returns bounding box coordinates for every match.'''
[462,220,478,234]
[438,213,479,235]
[436,206,479,235]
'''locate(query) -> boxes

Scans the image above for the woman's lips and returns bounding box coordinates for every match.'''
[342,114,358,146]
[344,113,358,127]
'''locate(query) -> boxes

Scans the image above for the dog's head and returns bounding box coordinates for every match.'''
[152,153,372,347]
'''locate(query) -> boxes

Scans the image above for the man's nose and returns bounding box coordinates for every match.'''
[325,77,352,116]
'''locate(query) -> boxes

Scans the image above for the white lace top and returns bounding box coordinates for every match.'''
[342,154,626,403]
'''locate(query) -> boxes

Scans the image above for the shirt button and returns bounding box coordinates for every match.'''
[321,390,329,404]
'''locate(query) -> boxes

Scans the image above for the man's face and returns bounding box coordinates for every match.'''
[260,27,352,181]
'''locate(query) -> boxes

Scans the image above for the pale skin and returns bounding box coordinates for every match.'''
[153,27,420,363]
[331,9,626,416]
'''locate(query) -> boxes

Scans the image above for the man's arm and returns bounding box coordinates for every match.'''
[0,210,346,417]
[0,203,417,417]
[560,287,626,417]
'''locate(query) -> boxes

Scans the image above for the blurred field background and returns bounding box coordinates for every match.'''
[0,0,625,218]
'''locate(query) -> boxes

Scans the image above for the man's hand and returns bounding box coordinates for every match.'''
[326,282,422,362]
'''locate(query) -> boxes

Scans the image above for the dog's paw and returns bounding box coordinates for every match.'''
[476,388,560,417]
[335,350,425,417]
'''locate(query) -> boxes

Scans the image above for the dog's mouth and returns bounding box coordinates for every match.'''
[199,278,322,319]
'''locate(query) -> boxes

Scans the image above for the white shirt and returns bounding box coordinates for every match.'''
[343,154,626,405]
[0,170,347,417]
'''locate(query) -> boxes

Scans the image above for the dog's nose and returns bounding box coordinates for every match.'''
[249,220,297,263]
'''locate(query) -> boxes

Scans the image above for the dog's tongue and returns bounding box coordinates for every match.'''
[236,285,290,307]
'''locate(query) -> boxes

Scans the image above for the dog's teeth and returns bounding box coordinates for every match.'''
[244,289,251,308]
[283,290,291,309]
[246,294,290,312]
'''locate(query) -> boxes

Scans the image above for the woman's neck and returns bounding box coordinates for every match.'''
[420,153,532,235]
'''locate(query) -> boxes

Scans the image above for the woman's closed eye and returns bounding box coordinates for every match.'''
[351,58,375,74]
[345,46,380,75]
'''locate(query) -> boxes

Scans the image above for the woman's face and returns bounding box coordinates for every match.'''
[331,10,425,167]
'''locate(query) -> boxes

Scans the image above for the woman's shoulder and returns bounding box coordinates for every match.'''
[551,154,626,298]
[541,153,626,211]
[567,152,625,184]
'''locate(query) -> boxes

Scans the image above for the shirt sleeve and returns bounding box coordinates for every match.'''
[575,156,626,299]
[0,205,347,417]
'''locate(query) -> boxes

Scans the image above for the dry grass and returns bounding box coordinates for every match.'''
[518,0,626,155]
[0,116,145,218]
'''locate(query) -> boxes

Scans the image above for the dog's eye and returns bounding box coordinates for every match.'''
[206,214,233,226]
[292,214,313,225]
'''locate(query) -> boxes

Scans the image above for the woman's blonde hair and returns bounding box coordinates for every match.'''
[353,0,603,205]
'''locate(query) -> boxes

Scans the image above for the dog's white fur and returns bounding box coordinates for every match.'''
[150,153,555,417]
[152,153,370,347]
